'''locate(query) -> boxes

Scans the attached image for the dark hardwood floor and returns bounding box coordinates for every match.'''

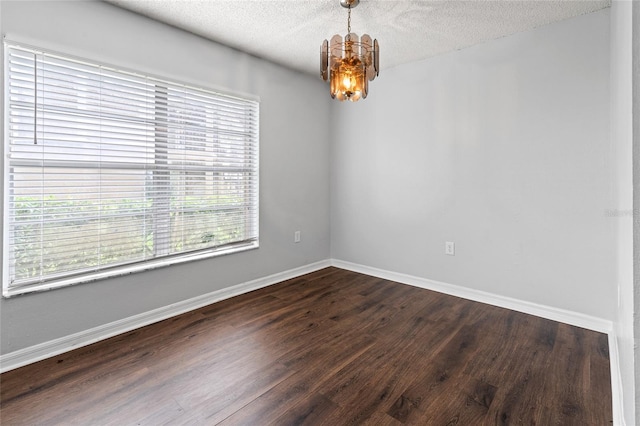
[0,267,612,425]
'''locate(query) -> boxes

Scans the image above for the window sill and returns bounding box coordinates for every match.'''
[2,241,259,298]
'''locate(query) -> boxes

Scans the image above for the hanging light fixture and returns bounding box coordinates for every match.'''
[320,0,379,102]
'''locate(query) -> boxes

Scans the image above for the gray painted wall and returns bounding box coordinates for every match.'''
[330,10,615,320]
[0,1,331,354]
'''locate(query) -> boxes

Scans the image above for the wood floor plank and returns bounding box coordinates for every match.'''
[0,267,612,425]
[181,359,296,424]
[202,330,376,424]
[384,319,495,424]
[411,374,498,425]
[270,393,339,426]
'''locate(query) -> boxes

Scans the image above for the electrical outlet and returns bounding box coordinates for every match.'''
[445,241,455,256]
[294,231,301,243]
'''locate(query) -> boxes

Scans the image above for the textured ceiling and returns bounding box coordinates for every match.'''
[105,0,611,76]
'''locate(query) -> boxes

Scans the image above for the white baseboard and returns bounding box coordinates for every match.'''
[331,259,613,333]
[0,259,331,373]
[607,333,625,426]
[330,258,623,425]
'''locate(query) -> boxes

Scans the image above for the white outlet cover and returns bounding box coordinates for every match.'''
[445,242,455,256]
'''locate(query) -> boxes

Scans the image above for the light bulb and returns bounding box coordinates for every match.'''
[343,74,352,89]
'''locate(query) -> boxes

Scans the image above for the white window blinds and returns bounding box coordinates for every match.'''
[3,43,259,297]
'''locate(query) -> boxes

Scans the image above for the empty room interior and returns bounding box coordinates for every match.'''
[0,0,637,425]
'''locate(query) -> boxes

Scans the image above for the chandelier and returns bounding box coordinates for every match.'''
[320,0,379,102]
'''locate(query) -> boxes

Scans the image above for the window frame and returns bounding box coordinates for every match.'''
[2,41,260,298]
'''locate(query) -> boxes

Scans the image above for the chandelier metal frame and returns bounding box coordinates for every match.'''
[320,0,379,102]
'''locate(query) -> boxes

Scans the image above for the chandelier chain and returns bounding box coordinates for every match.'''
[347,6,351,33]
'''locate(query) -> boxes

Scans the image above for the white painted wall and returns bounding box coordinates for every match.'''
[331,10,615,320]
[632,1,640,422]
[610,1,635,424]
[0,1,331,354]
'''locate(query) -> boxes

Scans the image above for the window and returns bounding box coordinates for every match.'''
[3,43,259,297]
